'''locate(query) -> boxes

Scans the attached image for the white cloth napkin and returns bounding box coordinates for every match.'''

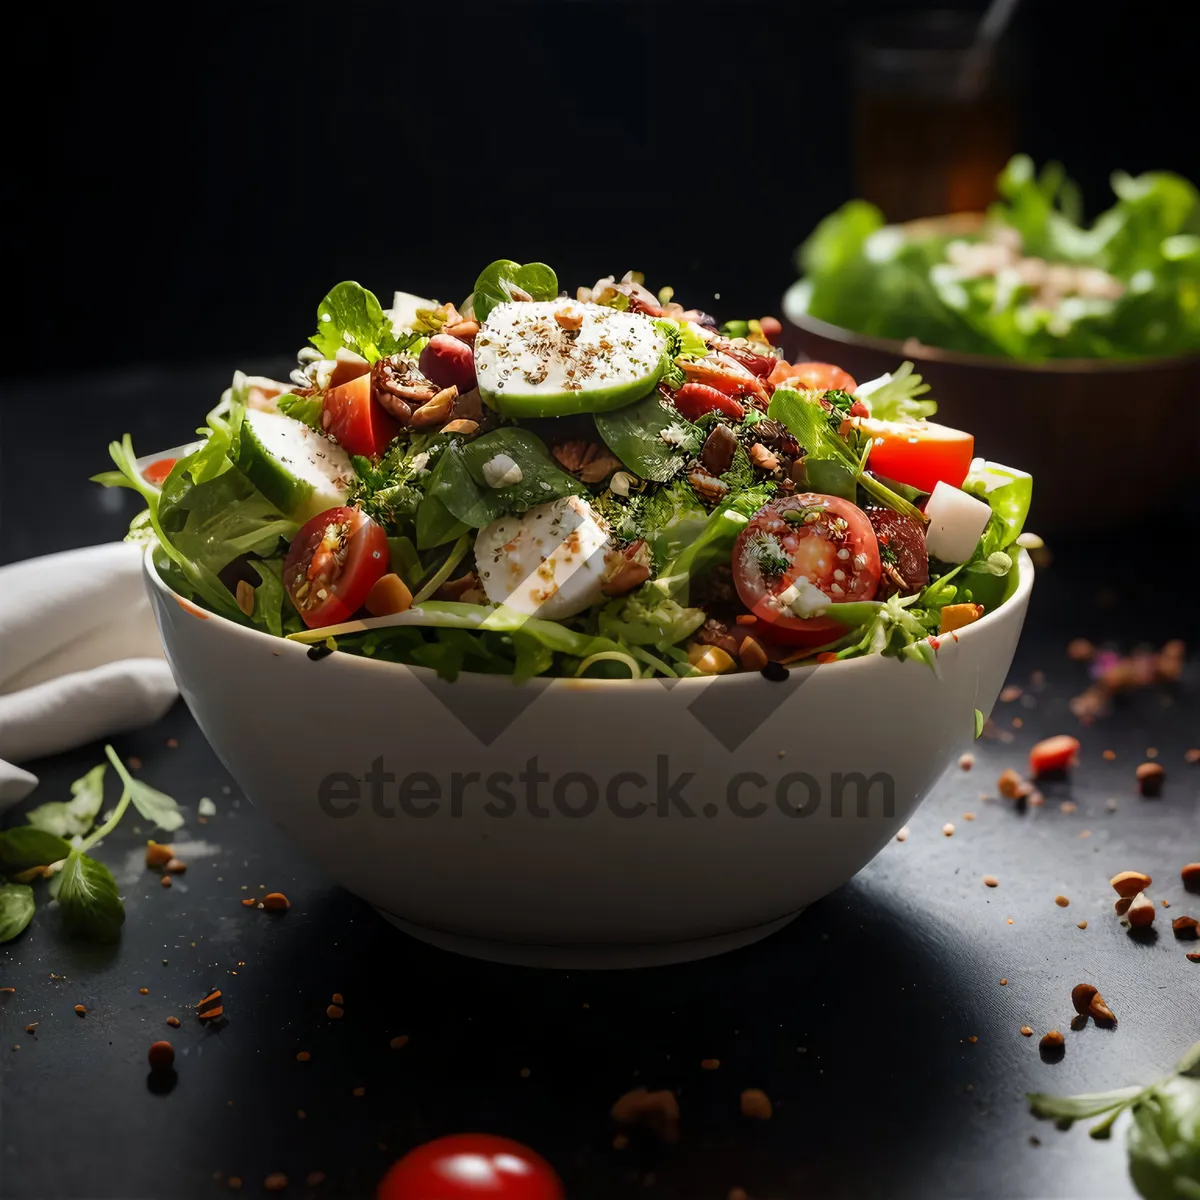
[0,543,178,808]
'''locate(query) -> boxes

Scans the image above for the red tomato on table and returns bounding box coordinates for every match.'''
[377,1134,564,1200]
[324,371,400,458]
[855,417,974,493]
[283,506,389,629]
[733,493,881,645]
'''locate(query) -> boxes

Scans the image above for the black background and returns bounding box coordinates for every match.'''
[9,0,1200,380]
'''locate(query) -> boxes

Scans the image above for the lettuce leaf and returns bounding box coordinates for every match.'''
[962,459,1033,553]
[470,260,559,323]
[310,282,407,363]
[855,361,937,421]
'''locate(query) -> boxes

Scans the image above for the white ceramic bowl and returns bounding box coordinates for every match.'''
[144,548,1032,968]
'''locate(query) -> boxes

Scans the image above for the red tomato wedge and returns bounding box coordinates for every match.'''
[854,417,974,493]
[377,1134,564,1200]
[142,458,178,487]
[672,382,745,421]
[324,372,400,458]
[283,506,389,629]
[733,494,880,645]
[767,360,857,392]
[1029,735,1081,777]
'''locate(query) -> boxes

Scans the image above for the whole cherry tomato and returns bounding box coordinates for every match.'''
[377,1135,564,1200]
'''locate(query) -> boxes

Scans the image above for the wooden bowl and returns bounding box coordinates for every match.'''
[780,287,1200,533]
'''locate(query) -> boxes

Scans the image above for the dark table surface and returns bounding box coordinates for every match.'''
[1,365,1198,1200]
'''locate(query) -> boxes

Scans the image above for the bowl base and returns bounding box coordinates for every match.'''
[371,907,805,970]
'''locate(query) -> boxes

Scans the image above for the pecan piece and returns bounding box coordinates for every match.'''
[748,442,779,472]
[551,438,624,483]
[687,468,729,505]
[372,356,440,422]
[700,423,738,476]
[408,386,458,430]
[601,540,652,597]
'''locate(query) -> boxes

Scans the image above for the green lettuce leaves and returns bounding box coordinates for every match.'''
[470,260,559,323]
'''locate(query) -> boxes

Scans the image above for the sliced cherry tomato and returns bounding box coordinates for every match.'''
[767,360,857,392]
[854,416,974,494]
[377,1134,564,1200]
[672,382,745,421]
[283,506,389,629]
[1029,735,1081,778]
[866,507,929,599]
[733,493,881,644]
[142,457,178,487]
[324,372,400,458]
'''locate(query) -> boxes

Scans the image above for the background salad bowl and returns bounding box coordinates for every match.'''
[144,546,1033,969]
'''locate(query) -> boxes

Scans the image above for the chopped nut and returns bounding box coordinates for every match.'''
[1103,749,1117,760]
[959,753,975,771]
[942,823,955,837]
[895,827,909,842]
[262,892,290,912]
[1115,897,1133,916]
[1054,895,1070,908]
[166,1016,181,1028]
[688,643,736,675]
[1020,1026,1034,1037]
[145,842,174,869]
[74,1005,86,1016]
[1182,863,1200,892]
[441,418,480,436]
[999,685,1023,702]
[1077,921,1088,929]
[352,1086,366,1097]
[408,386,458,430]
[553,303,584,332]
[700,1058,721,1071]
[1136,761,1165,796]
[365,573,413,618]
[263,1174,288,1193]
[739,1088,773,1120]
[998,768,1029,799]
[235,579,256,617]
[940,603,984,634]
[160,875,172,889]
[165,858,187,874]
[1171,916,1199,938]
[1185,748,1200,764]
[331,993,344,1006]
[1111,870,1152,898]
[1127,892,1156,927]
[1067,638,1095,661]
[296,1051,311,1062]
[326,1005,344,1020]
[1071,983,1116,1025]
[687,467,730,505]
[738,637,768,672]
[610,1087,680,1143]
[983,875,999,888]
[389,1035,409,1050]
[1039,1030,1065,1052]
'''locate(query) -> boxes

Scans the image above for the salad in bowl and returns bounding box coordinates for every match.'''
[97,259,1033,684]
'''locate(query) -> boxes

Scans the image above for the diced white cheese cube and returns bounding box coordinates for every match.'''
[924,482,993,563]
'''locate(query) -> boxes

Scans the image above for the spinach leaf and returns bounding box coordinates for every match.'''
[424,428,586,530]
[24,764,107,838]
[471,260,559,323]
[57,851,125,943]
[0,827,72,870]
[416,496,472,551]
[594,391,700,482]
[105,746,184,833]
[0,883,35,943]
[310,281,403,363]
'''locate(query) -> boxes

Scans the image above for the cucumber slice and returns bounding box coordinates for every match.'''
[239,409,354,522]
[475,300,666,417]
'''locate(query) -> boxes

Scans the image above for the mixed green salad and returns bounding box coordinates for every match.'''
[791,156,1200,361]
[97,260,1033,682]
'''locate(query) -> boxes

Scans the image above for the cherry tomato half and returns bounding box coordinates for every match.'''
[854,416,974,494]
[1029,735,1081,778]
[767,360,857,392]
[866,506,929,599]
[142,457,178,487]
[377,1134,564,1200]
[324,372,401,458]
[283,506,389,629]
[671,382,745,421]
[733,494,881,644]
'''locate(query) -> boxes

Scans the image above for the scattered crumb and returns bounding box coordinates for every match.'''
[1000,979,1008,986]
[999,685,1022,702]
[1187,953,1200,963]
[1103,750,1116,761]
[612,1134,629,1151]
[1170,916,1198,938]
[983,875,999,888]
[611,1088,680,1143]
[296,1051,311,1062]
[1127,893,1156,927]
[1059,801,1077,815]
[1080,830,1091,839]
[1007,918,1015,925]
[1136,762,1165,797]
[352,1087,366,1097]
[701,1059,721,1071]
[166,1016,180,1028]
[1183,864,1200,891]
[1067,638,1094,662]
[967,1035,978,1044]
[127,756,143,770]
[740,1089,773,1121]
[139,988,149,995]
[896,827,909,842]
[1012,717,1023,729]
[331,993,344,1006]
[1040,1030,1065,1052]
[305,1173,326,1188]
[520,1067,531,1078]
[998,769,1029,800]
[963,812,976,822]
[1185,749,1200,765]
[389,1035,409,1050]
[74,1005,86,1017]
[1077,921,1088,930]
[728,1190,749,1200]
[1106,798,1119,813]
[227,1178,242,1191]
[959,753,975,772]
[942,823,955,837]
[262,893,290,912]
[326,1005,344,1020]
[160,875,172,889]
[1055,895,1070,908]
[264,1175,288,1193]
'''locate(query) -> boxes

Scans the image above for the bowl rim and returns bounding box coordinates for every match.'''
[782,282,1200,376]
[143,546,1034,689]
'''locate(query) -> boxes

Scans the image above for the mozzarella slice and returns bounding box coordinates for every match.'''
[474,496,612,620]
[924,482,993,563]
